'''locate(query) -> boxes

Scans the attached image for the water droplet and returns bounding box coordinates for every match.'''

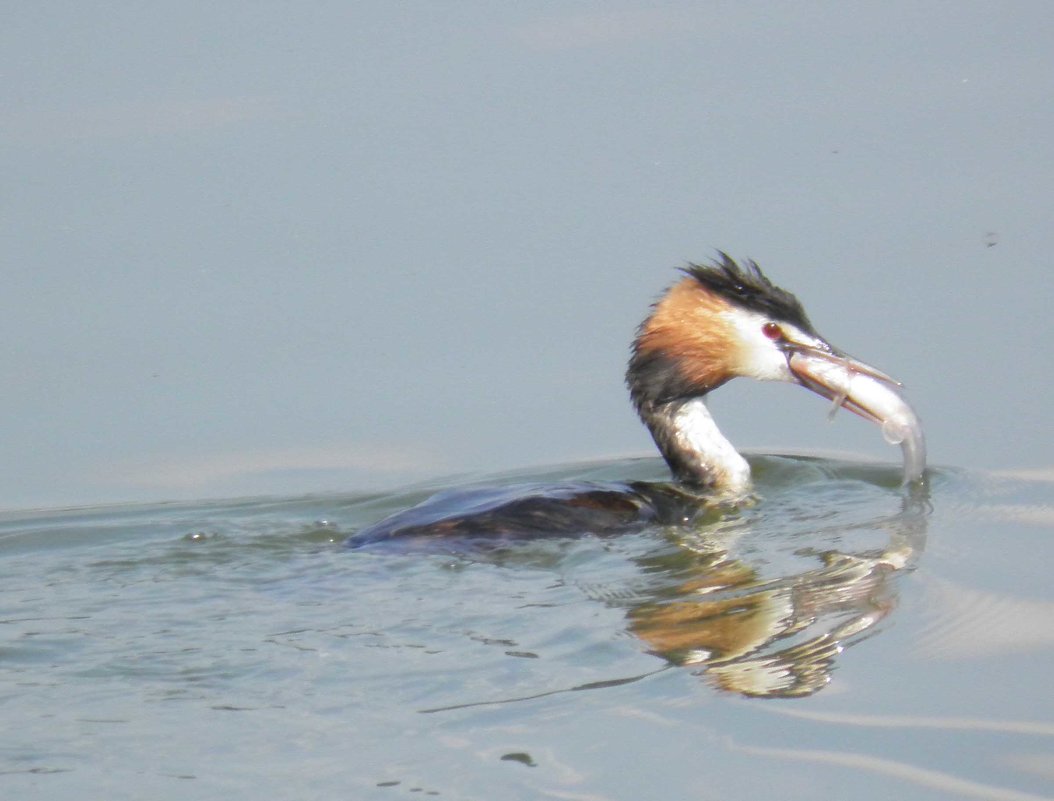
[882,418,907,445]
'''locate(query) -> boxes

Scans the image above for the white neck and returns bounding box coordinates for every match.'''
[651,397,752,496]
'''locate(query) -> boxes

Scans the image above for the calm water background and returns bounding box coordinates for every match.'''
[2,3,1053,799]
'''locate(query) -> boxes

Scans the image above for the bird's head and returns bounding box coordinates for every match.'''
[628,254,925,487]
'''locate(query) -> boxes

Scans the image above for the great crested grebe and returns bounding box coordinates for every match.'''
[348,255,925,547]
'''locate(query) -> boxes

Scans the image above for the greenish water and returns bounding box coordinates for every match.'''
[1,456,1052,800]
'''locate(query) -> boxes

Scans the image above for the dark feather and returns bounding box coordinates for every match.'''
[347,481,709,548]
[683,252,816,333]
[626,347,724,409]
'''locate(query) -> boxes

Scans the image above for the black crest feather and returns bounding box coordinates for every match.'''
[683,252,815,334]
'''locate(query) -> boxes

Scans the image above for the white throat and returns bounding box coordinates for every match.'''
[670,397,752,496]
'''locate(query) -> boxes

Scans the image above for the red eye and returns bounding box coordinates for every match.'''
[762,322,783,340]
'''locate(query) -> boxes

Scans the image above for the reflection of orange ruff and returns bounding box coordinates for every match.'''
[627,551,903,698]
[632,589,791,665]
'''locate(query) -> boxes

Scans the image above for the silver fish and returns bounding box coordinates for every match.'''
[788,350,926,485]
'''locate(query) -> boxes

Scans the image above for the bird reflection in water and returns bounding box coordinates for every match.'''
[620,488,930,698]
[406,470,931,706]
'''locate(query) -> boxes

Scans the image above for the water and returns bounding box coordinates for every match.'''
[1,456,1052,800]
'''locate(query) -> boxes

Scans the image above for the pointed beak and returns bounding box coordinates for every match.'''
[784,342,927,485]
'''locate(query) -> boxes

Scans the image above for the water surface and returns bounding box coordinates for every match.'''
[2,456,1052,800]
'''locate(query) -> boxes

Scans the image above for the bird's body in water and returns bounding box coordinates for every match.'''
[348,255,925,548]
